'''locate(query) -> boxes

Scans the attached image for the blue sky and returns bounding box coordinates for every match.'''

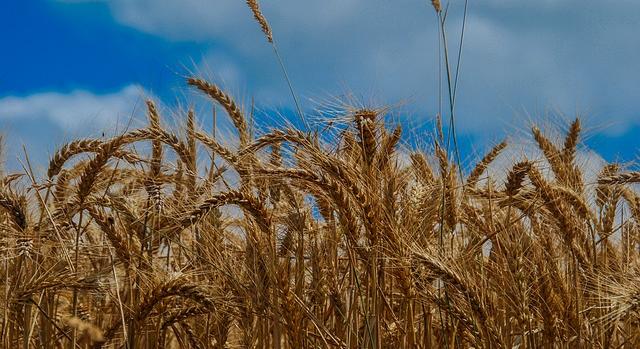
[1,0,640,172]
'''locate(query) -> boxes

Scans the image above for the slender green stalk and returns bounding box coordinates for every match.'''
[272,43,310,131]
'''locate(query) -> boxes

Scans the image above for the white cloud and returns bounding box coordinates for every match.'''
[0,85,147,132]
[53,0,640,136]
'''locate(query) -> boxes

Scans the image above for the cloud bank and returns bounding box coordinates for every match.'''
[55,0,640,136]
[0,85,146,132]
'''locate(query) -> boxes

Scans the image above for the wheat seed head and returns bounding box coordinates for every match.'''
[246,0,273,43]
[431,0,442,13]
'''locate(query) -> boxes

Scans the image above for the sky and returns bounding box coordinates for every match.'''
[1,0,640,172]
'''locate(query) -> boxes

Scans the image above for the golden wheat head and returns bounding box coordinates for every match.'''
[246,0,273,43]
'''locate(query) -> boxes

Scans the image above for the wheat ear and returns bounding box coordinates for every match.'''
[246,0,273,43]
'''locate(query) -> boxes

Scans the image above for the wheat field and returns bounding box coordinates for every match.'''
[1,1,640,349]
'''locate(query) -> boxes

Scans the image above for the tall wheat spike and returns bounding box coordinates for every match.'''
[246,0,273,43]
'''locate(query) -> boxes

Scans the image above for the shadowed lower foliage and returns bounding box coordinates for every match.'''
[0,77,639,348]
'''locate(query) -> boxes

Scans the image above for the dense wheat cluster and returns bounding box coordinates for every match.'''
[0,76,639,348]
